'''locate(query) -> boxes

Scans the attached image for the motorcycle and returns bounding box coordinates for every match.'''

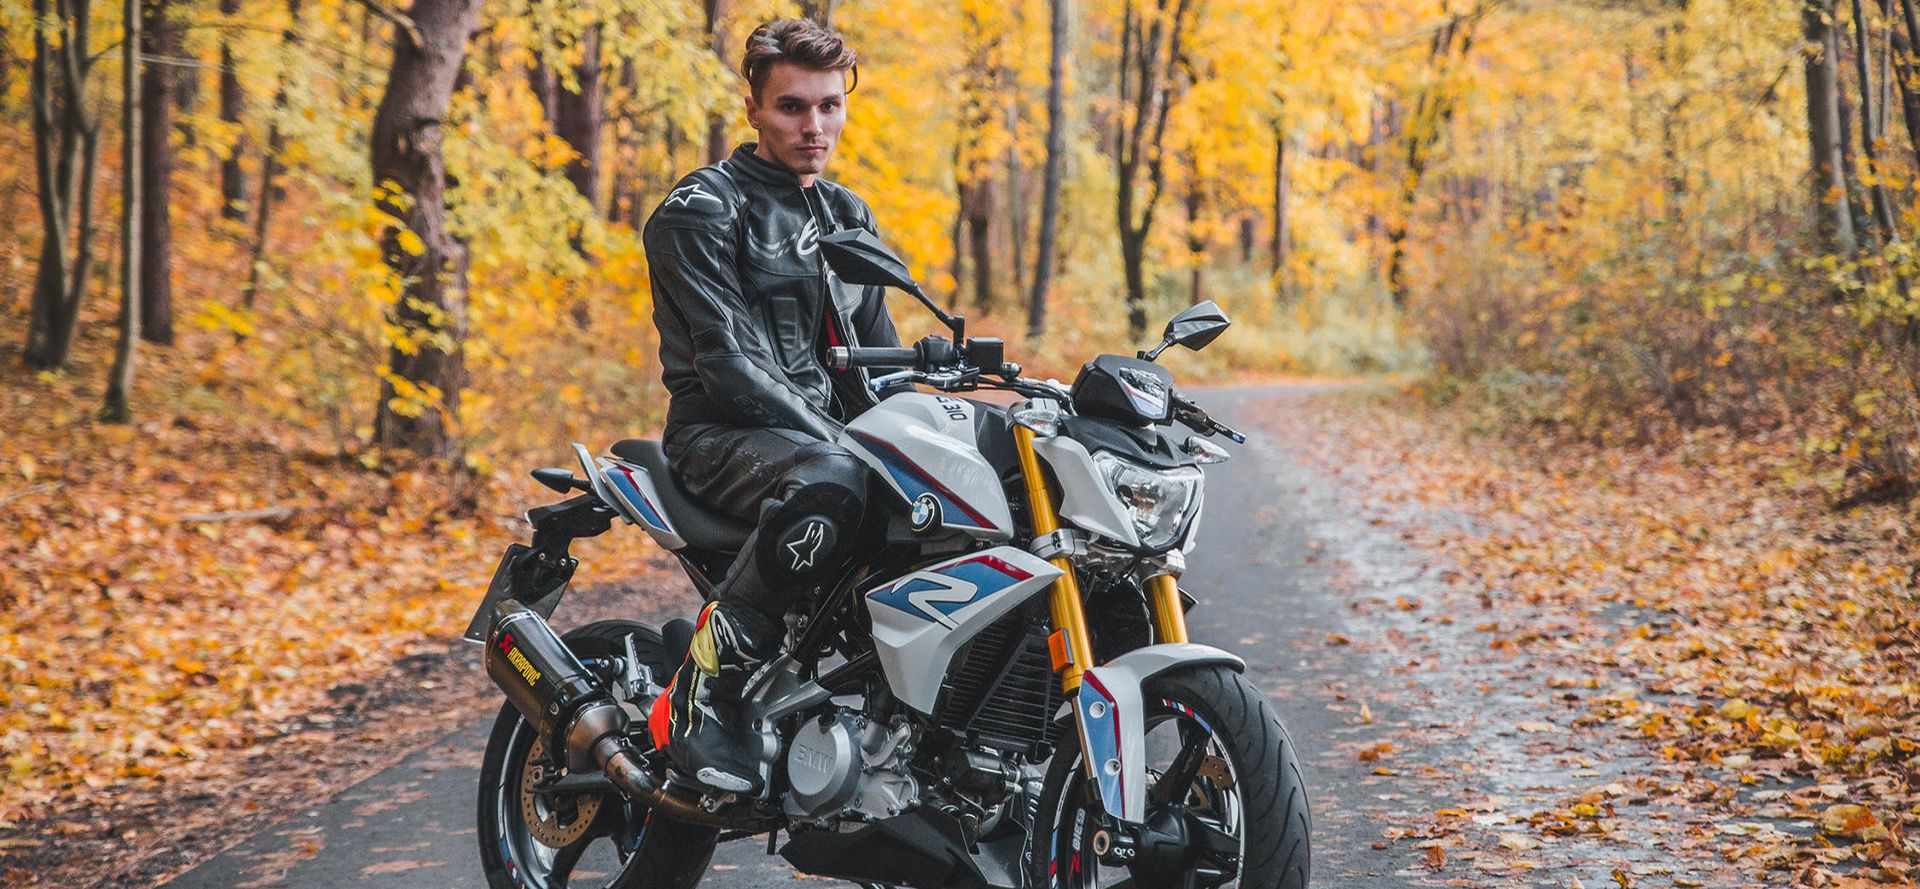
[466,228,1312,889]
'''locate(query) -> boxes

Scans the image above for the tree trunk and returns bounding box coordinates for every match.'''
[1271,124,1291,302]
[1851,0,1901,241]
[968,178,993,314]
[1386,4,1484,310]
[26,0,103,371]
[607,57,636,224]
[369,0,482,460]
[799,0,833,26]
[1184,151,1203,305]
[1026,0,1066,339]
[1892,0,1920,165]
[948,175,967,312]
[1832,19,1869,235]
[529,55,558,126]
[139,0,175,345]
[242,0,300,313]
[1120,229,1147,334]
[1809,0,1861,253]
[218,0,249,221]
[705,0,730,164]
[105,0,143,422]
[553,25,603,207]
[1114,0,1196,337]
[1006,96,1027,309]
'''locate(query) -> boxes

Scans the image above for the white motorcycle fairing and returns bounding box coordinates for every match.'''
[1030,434,1141,547]
[1030,425,1208,554]
[571,444,688,551]
[1074,643,1246,823]
[863,547,1063,714]
[840,393,1014,541]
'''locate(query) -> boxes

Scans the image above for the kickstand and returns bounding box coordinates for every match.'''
[766,827,779,855]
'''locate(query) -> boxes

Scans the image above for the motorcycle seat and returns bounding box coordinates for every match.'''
[608,439,755,553]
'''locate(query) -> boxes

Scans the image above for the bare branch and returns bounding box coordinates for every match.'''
[352,0,424,51]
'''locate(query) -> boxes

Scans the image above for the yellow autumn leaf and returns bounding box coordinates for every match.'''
[396,229,426,257]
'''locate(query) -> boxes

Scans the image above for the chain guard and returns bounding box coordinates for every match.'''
[519,737,602,847]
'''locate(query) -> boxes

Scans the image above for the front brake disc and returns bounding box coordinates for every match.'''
[520,737,602,847]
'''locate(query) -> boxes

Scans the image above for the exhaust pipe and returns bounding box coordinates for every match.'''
[483,600,770,830]
[485,599,642,774]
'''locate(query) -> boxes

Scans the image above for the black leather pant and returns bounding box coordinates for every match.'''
[664,423,870,659]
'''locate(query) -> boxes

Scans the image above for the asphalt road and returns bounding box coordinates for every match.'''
[156,384,1604,888]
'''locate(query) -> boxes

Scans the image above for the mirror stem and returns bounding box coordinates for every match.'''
[906,284,966,342]
[1140,336,1174,362]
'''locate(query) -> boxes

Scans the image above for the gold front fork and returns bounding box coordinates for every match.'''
[1146,573,1190,644]
[1012,424,1095,693]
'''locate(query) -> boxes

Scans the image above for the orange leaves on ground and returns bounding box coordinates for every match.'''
[1290,390,1920,879]
[0,358,665,826]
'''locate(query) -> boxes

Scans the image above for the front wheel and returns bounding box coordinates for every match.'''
[477,620,718,889]
[1031,665,1311,889]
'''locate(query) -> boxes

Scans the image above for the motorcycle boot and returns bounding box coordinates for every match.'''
[649,600,777,794]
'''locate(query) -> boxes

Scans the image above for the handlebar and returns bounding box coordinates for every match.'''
[829,335,965,371]
[837,337,1245,445]
[828,346,919,370]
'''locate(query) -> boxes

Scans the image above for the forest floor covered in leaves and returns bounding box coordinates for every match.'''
[1273,389,1920,886]
[0,329,671,883]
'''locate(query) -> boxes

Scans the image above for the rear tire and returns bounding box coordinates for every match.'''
[477,620,719,889]
[1030,664,1311,889]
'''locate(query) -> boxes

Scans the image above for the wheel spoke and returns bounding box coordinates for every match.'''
[545,836,588,888]
[1149,720,1209,806]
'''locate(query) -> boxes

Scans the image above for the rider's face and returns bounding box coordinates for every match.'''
[745,63,847,186]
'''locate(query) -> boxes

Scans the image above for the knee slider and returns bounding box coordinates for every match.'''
[757,476,864,582]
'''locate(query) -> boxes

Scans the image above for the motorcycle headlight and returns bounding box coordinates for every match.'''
[1090,452,1203,550]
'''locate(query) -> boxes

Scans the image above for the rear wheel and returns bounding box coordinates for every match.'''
[1031,665,1311,889]
[477,620,718,889]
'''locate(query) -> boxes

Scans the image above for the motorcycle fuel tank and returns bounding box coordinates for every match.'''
[840,393,1014,540]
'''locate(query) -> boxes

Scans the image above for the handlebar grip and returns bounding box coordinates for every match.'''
[828,346,921,370]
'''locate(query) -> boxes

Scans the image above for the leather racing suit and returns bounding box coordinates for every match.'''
[641,143,903,793]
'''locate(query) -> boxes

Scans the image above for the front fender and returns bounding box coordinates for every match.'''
[1074,643,1245,824]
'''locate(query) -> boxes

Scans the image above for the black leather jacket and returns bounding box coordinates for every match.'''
[645,144,903,443]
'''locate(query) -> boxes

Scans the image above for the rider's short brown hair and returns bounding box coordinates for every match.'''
[741,19,858,100]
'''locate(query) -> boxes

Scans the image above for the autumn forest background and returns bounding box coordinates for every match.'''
[6,0,1920,880]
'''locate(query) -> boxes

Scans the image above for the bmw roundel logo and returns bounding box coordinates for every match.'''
[910,493,941,533]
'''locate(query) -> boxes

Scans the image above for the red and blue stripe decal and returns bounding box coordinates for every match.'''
[848,429,995,530]
[604,463,671,532]
[1079,671,1127,819]
[867,553,1034,623]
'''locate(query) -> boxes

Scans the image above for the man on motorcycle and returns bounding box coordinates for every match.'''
[640,18,902,795]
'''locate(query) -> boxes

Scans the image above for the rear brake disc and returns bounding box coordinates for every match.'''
[519,737,602,847]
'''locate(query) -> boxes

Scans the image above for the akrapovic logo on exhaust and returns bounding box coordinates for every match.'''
[496,631,542,686]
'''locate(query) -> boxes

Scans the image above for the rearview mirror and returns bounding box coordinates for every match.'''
[1141,300,1232,361]
[1166,300,1230,351]
[819,229,920,292]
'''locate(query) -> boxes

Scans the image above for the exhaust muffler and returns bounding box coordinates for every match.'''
[485,599,643,775]
[483,600,773,829]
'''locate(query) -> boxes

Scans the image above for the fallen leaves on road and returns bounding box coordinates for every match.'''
[1287,389,1920,882]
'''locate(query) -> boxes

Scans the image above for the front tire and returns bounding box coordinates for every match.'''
[1031,665,1311,889]
[477,620,718,889]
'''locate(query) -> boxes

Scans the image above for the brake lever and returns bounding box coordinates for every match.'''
[869,370,919,393]
[868,367,980,393]
[1172,393,1246,443]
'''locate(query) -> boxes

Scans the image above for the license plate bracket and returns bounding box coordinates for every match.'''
[462,544,570,642]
